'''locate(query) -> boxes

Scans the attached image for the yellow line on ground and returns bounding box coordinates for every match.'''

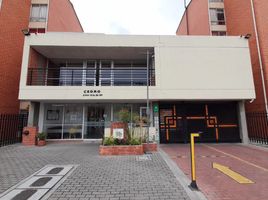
[203,145,268,172]
[212,162,254,184]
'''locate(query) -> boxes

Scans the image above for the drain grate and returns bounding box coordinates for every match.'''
[0,165,76,200]
[11,189,37,200]
[30,177,52,187]
[47,167,64,175]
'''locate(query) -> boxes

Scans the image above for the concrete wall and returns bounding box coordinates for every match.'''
[19,33,255,101]
[47,0,83,32]
[0,0,31,113]
[176,0,210,35]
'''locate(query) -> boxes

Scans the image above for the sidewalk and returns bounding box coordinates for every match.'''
[161,143,268,200]
[0,142,191,200]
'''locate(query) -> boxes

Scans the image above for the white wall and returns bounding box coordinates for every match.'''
[19,33,255,101]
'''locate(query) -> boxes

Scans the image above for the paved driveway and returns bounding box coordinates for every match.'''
[161,143,268,200]
[0,142,190,200]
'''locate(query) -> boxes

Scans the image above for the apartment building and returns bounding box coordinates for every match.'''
[0,0,83,114]
[177,0,268,114]
[19,33,254,143]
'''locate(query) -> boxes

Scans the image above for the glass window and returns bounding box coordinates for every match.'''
[212,31,226,36]
[0,0,2,10]
[30,4,48,22]
[210,8,225,25]
[59,62,83,86]
[63,105,83,139]
[44,104,64,139]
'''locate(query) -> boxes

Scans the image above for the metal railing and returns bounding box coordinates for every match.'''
[27,67,155,86]
[246,112,268,144]
[0,113,28,147]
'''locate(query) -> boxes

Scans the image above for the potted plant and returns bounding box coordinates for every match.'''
[37,132,46,146]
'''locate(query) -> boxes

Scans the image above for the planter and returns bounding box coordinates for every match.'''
[99,145,143,155]
[143,143,158,152]
[37,140,46,146]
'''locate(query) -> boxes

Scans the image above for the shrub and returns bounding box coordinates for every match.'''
[103,137,114,146]
[37,132,46,140]
[130,138,141,145]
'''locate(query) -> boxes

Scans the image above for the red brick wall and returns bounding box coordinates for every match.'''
[176,0,210,35]
[29,48,47,68]
[0,0,31,114]
[224,0,267,112]
[47,0,83,32]
[254,0,268,111]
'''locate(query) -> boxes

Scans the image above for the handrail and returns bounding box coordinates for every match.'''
[27,67,155,86]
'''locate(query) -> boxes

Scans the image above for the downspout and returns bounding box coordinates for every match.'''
[250,0,268,113]
[184,0,189,35]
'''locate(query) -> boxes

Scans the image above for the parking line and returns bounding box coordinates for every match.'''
[203,145,268,172]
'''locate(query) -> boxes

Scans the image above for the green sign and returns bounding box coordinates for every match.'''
[153,104,159,112]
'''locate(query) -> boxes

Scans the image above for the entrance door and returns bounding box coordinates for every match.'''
[84,106,105,139]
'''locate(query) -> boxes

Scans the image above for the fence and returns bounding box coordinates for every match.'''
[246,112,268,144]
[0,113,28,147]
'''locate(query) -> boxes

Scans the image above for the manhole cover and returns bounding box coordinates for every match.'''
[30,177,52,187]
[11,189,37,200]
[47,167,64,175]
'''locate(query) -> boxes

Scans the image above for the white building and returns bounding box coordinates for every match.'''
[19,33,255,143]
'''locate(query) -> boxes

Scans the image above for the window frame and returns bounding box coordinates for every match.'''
[30,4,48,22]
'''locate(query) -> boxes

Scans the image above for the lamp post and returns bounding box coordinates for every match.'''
[146,50,150,143]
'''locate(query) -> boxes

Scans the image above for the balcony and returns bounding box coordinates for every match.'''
[27,67,155,86]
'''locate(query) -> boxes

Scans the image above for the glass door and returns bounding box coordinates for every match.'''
[84,106,105,139]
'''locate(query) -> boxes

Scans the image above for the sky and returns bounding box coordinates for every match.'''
[70,0,188,35]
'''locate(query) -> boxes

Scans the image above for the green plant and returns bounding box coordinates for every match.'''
[37,132,46,140]
[130,138,142,145]
[118,108,131,123]
[103,137,114,146]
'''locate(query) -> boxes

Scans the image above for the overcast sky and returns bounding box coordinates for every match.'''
[70,0,188,35]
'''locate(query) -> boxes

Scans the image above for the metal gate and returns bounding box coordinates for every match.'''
[159,102,240,143]
[0,113,28,147]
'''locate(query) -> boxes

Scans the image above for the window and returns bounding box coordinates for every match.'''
[0,0,2,10]
[212,31,226,36]
[30,4,48,22]
[210,8,225,25]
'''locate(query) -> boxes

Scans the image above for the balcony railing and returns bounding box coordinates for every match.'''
[27,67,155,86]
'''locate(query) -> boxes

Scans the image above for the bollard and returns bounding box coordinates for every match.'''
[189,133,200,190]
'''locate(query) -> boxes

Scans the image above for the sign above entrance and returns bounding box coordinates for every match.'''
[83,90,103,97]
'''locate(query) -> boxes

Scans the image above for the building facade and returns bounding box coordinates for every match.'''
[0,0,83,114]
[177,0,268,114]
[19,33,254,143]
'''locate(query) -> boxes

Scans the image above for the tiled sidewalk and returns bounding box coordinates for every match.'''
[0,142,190,200]
[161,144,268,200]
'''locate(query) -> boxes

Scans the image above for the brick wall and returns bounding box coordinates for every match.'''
[224,0,267,112]
[0,0,31,114]
[47,0,83,32]
[176,0,210,35]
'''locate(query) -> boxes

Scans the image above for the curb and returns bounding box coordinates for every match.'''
[159,149,207,200]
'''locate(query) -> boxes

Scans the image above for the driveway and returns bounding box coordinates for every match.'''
[161,143,268,200]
